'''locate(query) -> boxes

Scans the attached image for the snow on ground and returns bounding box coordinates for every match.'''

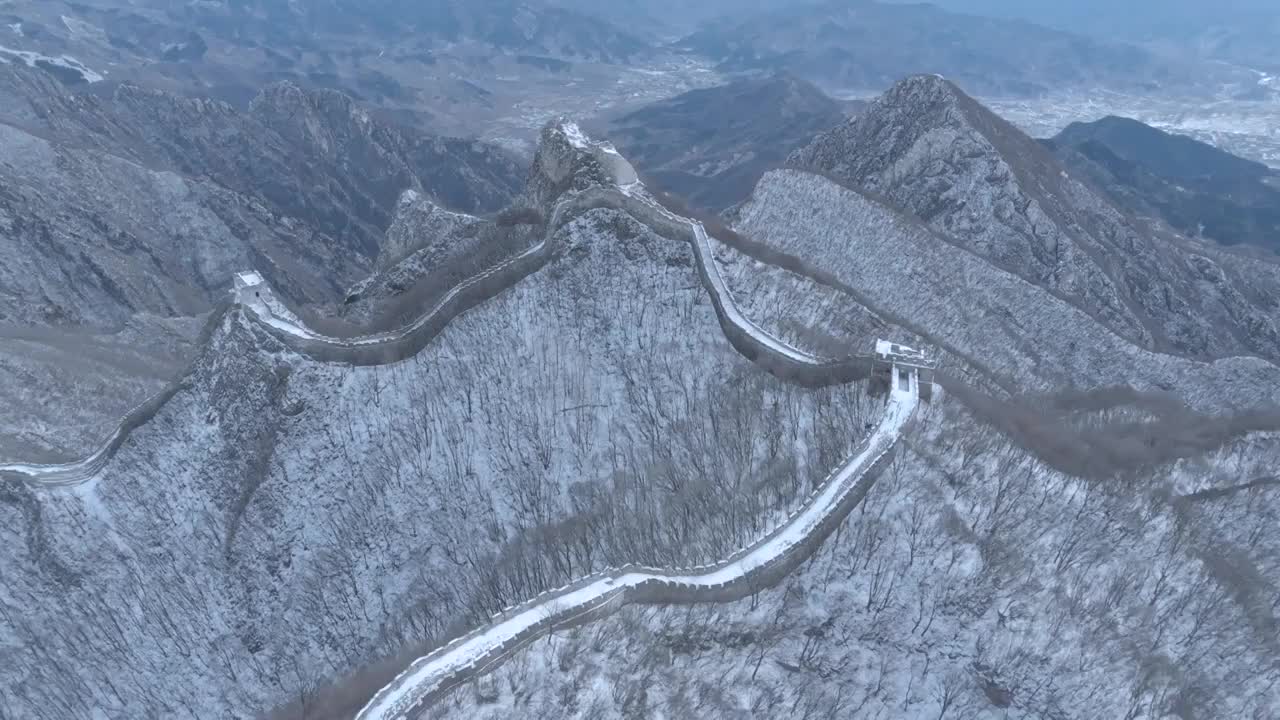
[6,126,818,487]
[2,186,883,719]
[561,121,591,149]
[0,44,102,82]
[428,396,1280,720]
[360,368,919,719]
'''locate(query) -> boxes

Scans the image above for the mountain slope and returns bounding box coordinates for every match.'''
[0,62,521,325]
[606,73,848,210]
[0,62,521,459]
[0,0,675,145]
[788,74,1280,363]
[406,78,1280,720]
[0,123,879,720]
[1046,116,1280,252]
[427,393,1280,719]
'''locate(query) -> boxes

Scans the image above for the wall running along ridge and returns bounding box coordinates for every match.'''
[0,130,883,489]
[357,369,921,720]
[0,303,232,487]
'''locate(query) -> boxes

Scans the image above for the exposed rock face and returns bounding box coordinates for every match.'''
[789,74,1280,363]
[1046,116,1280,253]
[607,73,848,210]
[340,191,537,332]
[376,190,484,272]
[522,121,617,210]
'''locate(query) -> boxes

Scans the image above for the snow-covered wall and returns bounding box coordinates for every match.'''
[3,152,885,488]
[359,369,920,720]
[0,303,231,487]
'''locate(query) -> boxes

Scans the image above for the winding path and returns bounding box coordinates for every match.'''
[357,361,920,719]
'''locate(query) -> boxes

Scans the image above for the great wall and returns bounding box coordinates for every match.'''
[0,121,909,489]
[356,364,921,719]
[1,123,936,719]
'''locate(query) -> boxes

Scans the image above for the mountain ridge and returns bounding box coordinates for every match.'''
[677,0,1242,97]
[1,119,896,720]
[0,60,522,460]
[788,74,1280,364]
[1046,115,1280,253]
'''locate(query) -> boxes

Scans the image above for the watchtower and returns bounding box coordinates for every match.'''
[232,270,266,306]
[873,339,935,400]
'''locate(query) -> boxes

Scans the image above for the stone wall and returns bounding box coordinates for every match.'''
[364,393,912,720]
[0,302,232,487]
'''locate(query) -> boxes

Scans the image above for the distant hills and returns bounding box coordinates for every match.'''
[1046,116,1280,253]
[606,73,849,210]
[675,0,1245,97]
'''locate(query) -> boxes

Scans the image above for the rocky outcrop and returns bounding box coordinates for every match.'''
[789,74,1280,363]
[374,190,484,273]
[522,121,619,210]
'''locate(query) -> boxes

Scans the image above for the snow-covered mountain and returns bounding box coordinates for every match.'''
[788,75,1280,365]
[0,121,884,720]
[3,71,1279,720]
[0,60,521,461]
[401,81,1280,720]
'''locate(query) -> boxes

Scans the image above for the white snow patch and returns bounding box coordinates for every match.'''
[560,121,590,149]
[0,43,103,82]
